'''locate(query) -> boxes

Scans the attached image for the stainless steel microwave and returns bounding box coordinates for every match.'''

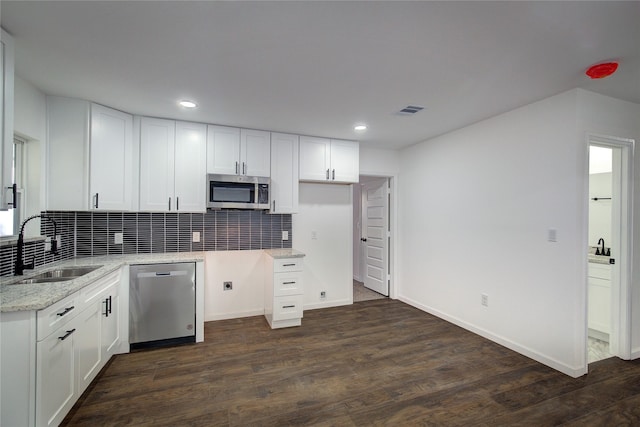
[207,174,270,210]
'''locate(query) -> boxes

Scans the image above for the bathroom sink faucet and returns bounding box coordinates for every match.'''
[15,214,58,276]
[596,238,606,256]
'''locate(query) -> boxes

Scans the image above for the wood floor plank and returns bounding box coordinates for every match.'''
[61,299,640,426]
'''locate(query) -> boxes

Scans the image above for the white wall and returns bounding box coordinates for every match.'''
[14,76,46,230]
[398,90,588,376]
[576,89,640,358]
[204,250,266,321]
[360,146,400,176]
[293,183,353,309]
[397,88,640,377]
[589,172,612,246]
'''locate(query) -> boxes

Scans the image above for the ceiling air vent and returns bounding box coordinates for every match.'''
[396,105,425,116]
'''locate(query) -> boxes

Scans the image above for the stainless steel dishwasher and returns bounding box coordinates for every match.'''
[129,262,196,349]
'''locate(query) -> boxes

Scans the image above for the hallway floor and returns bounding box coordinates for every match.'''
[353,279,387,302]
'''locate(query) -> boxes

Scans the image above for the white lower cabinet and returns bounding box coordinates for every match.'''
[264,257,304,329]
[588,263,612,338]
[36,297,79,427]
[2,268,124,427]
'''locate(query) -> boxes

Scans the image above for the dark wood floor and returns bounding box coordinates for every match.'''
[62,299,640,426]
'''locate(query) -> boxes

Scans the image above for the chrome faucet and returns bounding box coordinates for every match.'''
[15,214,58,276]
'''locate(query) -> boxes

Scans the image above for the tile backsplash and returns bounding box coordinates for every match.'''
[0,210,292,277]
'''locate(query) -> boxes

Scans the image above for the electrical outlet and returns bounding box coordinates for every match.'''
[548,228,557,242]
[223,281,233,291]
[282,230,289,241]
[311,231,318,240]
[320,291,326,299]
[192,231,201,243]
[114,232,123,245]
[481,294,489,307]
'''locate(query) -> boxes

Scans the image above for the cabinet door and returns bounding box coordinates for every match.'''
[299,136,331,181]
[102,289,120,358]
[46,96,90,211]
[1,29,15,210]
[175,121,207,212]
[90,104,133,210]
[329,139,359,183]
[76,301,103,393]
[270,133,298,214]
[36,321,77,427]
[139,117,176,211]
[207,125,240,175]
[241,129,271,177]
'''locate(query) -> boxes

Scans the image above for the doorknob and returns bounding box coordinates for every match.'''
[361,238,367,242]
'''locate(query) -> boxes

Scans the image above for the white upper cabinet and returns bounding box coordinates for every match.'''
[241,129,271,177]
[299,137,359,183]
[206,125,240,175]
[207,126,270,177]
[139,117,175,212]
[90,104,133,210]
[47,98,134,211]
[270,133,299,214]
[174,121,207,212]
[1,29,15,210]
[139,117,206,212]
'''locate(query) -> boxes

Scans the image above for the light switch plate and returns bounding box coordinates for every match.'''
[114,232,123,245]
[192,232,201,243]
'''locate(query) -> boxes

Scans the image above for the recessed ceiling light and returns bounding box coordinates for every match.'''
[354,124,368,131]
[179,100,197,108]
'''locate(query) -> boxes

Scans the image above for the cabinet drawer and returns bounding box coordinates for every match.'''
[274,272,303,297]
[80,269,120,307]
[274,258,303,273]
[37,293,78,341]
[272,295,304,321]
[588,264,612,280]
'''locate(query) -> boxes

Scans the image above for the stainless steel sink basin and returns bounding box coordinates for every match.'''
[10,265,103,285]
[16,277,74,285]
[31,265,103,279]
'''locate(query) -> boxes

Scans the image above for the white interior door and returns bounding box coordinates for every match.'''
[362,178,389,296]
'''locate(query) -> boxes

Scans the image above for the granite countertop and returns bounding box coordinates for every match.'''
[1,252,205,313]
[263,248,306,259]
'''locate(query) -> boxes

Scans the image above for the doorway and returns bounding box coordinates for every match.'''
[587,135,634,365]
[353,175,392,302]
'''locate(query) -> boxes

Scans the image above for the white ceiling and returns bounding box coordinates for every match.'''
[2,1,639,150]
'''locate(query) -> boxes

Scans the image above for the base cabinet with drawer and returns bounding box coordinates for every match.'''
[1,267,125,427]
[588,263,612,339]
[264,255,305,329]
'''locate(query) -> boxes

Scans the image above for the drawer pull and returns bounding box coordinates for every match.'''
[58,329,76,341]
[56,306,75,317]
[283,281,296,285]
[283,305,295,309]
[282,263,296,267]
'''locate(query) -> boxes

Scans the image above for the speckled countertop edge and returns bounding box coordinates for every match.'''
[1,252,205,313]
[263,248,306,259]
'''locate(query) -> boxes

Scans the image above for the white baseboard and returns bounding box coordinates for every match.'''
[398,295,587,378]
[305,298,352,311]
[631,347,640,359]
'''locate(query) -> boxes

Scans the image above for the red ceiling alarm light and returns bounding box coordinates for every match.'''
[586,62,619,79]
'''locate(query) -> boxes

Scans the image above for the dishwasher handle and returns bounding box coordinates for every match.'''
[136,270,189,279]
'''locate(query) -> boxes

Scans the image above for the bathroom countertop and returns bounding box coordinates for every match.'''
[0,252,205,313]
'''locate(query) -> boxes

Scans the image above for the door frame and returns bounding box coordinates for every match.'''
[586,133,635,363]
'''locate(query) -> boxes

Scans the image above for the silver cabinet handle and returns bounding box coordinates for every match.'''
[168,197,172,211]
[326,169,330,180]
[272,200,276,211]
[94,193,99,209]
[176,197,179,211]
[283,281,296,285]
[7,183,17,207]
[283,305,295,309]
[243,162,246,175]
[235,161,239,174]
[332,169,335,180]
[283,263,296,267]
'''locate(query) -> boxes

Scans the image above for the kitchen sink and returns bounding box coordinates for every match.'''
[30,265,103,279]
[10,265,103,285]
